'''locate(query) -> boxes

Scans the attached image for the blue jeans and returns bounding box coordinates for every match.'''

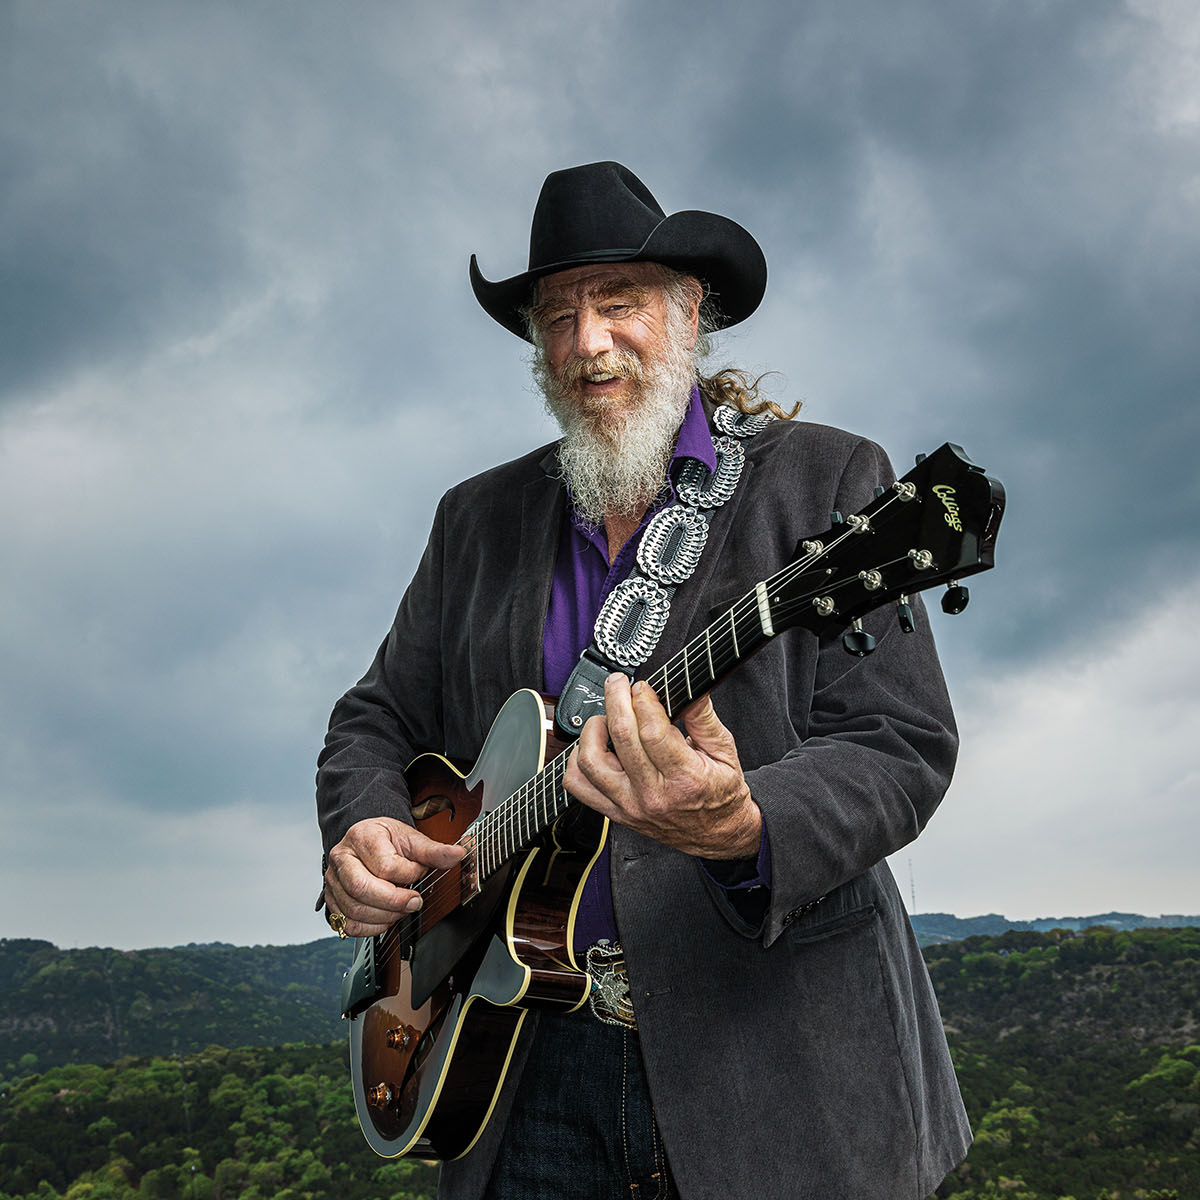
[481,1010,678,1199]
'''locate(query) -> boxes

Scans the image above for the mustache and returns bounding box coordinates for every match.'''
[555,349,647,391]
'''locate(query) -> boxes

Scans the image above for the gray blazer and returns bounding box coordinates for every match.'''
[317,412,972,1199]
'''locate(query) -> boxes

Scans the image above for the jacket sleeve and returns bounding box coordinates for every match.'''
[735,437,959,946]
[315,495,451,860]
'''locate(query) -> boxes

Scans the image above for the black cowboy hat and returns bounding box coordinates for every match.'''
[469,161,767,341]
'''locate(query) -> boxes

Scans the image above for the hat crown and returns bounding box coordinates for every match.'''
[528,161,667,272]
[469,161,766,340]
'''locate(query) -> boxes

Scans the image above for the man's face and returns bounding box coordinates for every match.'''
[530,263,699,427]
[528,262,703,522]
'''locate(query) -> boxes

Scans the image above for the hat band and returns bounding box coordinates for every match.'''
[532,246,644,272]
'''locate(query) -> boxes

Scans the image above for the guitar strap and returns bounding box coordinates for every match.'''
[555,404,774,739]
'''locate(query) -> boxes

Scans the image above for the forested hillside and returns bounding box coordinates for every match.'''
[0,1043,437,1200]
[930,927,1199,1199]
[1,927,1196,1199]
[0,939,348,1075]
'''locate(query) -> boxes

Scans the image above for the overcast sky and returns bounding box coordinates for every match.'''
[3,0,1198,950]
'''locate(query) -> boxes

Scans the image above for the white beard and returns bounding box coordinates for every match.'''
[534,311,698,525]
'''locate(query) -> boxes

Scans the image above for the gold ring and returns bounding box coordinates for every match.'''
[327,909,349,939]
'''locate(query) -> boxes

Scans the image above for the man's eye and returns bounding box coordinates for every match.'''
[605,304,631,316]
[546,313,573,329]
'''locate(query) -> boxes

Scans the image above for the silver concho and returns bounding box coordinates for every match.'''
[636,505,709,584]
[594,577,671,667]
[676,436,745,509]
[713,406,774,439]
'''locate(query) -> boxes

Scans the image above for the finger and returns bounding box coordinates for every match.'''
[679,693,740,766]
[349,820,461,888]
[328,844,424,914]
[628,679,693,775]
[394,825,467,872]
[575,709,623,771]
[601,673,657,786]
[564,741,623,818]
[324,870,416,930]
[572,709,628,794]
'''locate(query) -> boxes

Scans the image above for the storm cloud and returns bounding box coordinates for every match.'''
[2,0,1197,947]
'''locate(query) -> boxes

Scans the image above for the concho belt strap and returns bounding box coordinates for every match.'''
[555,404,773,737]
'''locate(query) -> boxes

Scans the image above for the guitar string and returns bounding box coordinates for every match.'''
[371,490,923,961]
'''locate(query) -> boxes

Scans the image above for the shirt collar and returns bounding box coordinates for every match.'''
[672,385,718,476]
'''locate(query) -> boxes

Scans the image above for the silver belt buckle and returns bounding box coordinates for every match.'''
[585,939,637,1029]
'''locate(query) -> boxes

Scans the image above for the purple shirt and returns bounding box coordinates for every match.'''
[542,389,771,952]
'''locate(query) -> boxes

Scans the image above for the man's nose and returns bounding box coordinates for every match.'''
[574,309,613,359]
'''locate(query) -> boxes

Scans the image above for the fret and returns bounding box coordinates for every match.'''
[662,667,671,715]
[705,628,715,683]
[729,607,740,659]
[682,641,693,700]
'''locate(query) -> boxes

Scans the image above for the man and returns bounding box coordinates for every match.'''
[317,162,972,1198]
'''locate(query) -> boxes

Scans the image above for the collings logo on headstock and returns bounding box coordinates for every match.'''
[932,484,963,532]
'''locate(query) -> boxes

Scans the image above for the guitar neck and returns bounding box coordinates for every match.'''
[644,586,774,721]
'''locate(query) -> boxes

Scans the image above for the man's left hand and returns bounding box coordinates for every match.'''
[564,673,762,859]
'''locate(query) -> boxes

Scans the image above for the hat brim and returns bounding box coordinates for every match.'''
[470,209,767,341]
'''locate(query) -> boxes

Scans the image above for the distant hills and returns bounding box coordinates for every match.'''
[0,937,350,1075]
[910,909,1200,946]
[2,910,1196,1074]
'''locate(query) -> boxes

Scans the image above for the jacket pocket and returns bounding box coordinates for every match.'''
[784,902,878,944]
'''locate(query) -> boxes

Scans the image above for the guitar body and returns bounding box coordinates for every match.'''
[348,688,608,1160]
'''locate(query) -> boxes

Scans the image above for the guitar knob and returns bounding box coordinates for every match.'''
[941,583,970,614]
[842,619,876,656]
[386,1026,413,1051]
[367,1083,395,1110]
[896,598,915,633]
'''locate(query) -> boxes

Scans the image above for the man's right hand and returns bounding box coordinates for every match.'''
[324,816,466,938]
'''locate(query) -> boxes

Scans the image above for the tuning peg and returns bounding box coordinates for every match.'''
[941,582,970,614]
[874,485,886,498]
[830,510,844,525]
[914,453,927,465]
[896,596,915,633]
[843,618,877,656]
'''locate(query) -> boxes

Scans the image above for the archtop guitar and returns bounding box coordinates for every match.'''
[338,442,1005,1159]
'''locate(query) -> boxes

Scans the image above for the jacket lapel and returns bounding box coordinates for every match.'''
[508,450,566,689]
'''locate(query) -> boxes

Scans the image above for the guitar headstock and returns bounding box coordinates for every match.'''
[766,443,1005,649]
